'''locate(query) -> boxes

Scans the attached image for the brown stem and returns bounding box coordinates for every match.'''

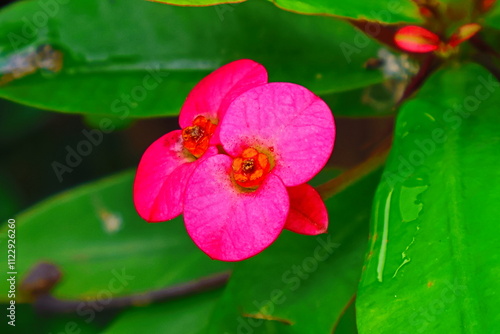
[396,53,439,107]
[25,263,230,315]
[316,135,392,200]
[470,34,500,57]
[331,293,357,333]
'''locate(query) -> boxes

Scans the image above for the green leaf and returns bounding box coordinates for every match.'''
[156,0,422,23]
[83,114,133,131]
[308,167,342,187]
[357,63,500,333]
[485,4,500,30]
[334,301,358,334]
[0,171,232,303]
[268,0,422,24]
[0,0,383,118]
[102,290,223,334]
[153,0,245,5]
[207,170,382,333]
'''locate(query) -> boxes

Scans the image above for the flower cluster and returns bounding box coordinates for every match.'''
[133,59,335,261]
[394,23,481,54]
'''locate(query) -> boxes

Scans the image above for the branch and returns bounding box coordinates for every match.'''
[331,293,356,333]
[470,35,500,82]
[22,262,230,316]
[396,53,439,107]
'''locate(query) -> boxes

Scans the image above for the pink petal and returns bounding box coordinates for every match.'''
[448,23,481,48]
[219,83,335,187]
[184,155,289,261]
[179,59,268,143]
[133,130,216,222]
[394,26,440,53]
[285,183,328,235]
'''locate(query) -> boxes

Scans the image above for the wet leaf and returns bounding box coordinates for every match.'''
[357,63,500,333]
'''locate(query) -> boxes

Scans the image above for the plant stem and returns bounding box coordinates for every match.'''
[396,53,439,107]
[22,262,230,315]
[316,135,392,200]
[331,293,356,333]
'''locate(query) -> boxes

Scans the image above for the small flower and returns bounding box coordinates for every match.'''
[183,83,335,261]
[395,26,441,53]
[394,23,481,54]
[133,59,268,222]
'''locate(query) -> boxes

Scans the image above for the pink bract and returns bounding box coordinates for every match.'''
[285,183,328,235]
[184,82,335,261]
[179,59,268,144]
[133,130,217,222]
[220,82,335,186]
[133,59,268,222]
[184,155,289,261]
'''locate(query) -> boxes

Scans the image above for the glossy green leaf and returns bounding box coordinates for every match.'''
[102,290,222,334]
[334,301,358,334]
[332,303,358,334]
[207,170,382,333]
[357,63,500,333]
[269,0,422,24]
[155,0,421,23]
[308,167,343,187]
[157,0,422,23]
[83,114,133,131]
[0,171,232,303]
[0,0,383,118]
[485,4,500,29]
[154,0,244,5]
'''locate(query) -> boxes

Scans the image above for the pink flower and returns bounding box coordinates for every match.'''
[133,59,268,222]
[183,83,335,261]
[394,23,481,54]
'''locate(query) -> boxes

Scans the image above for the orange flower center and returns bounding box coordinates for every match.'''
[182,115,216,158]
[232,147,271,188]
